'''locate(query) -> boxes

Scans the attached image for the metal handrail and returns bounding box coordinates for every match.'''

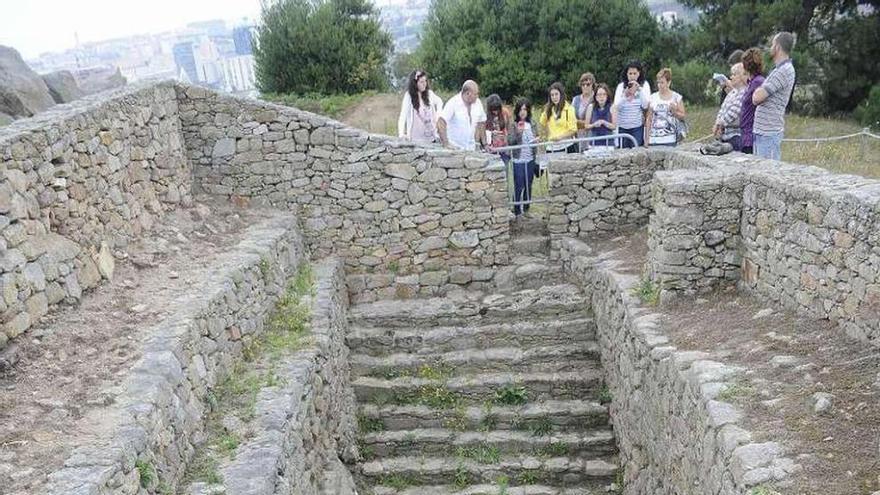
[488,133,638,153]
[484,134,639,170]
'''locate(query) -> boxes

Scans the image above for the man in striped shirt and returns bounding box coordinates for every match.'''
[752,32,796,160]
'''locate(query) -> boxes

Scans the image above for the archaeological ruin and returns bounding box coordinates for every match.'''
[1,80,878,495]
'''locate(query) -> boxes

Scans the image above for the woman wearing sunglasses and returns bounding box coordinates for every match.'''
[572,72,595,151]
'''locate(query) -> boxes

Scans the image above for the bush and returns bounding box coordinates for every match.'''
[855,86,880,131]
[666,60,723,106]
[255,0,392,95]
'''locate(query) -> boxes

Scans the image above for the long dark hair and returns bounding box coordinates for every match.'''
[619,60,646,86]
[593,83,612,109]
[407,69,430,110]
[513,98,532,123]
[543,82,567,121]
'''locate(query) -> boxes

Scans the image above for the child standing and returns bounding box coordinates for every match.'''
[508,98,539,217]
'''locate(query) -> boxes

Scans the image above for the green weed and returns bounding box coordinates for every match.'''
[633,276,660,306]
[495,384,528,406]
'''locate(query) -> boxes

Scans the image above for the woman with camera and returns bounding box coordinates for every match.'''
[612,60,651,148]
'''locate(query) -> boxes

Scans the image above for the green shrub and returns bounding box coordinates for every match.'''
[666,60,724,106]
[855,85,880,131]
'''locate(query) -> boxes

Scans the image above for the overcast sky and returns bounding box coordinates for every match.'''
[0,0,264,59]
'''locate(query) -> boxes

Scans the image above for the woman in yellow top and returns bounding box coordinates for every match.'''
[539,82,578,153]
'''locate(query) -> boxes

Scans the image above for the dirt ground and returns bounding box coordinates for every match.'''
[593,230,880,495]
[340,93,402,136]
[0,199,280,494]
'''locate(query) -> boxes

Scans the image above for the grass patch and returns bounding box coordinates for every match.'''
[716,380,756,402]
[457,445,501,464]
[516,469,542,485]
[416,362,455,381]
[454,462,473,489]
[535,441,569,458]
[261,91,377,119]
[685,105,880,179]
[379,473,415,490]
[182,263,315,486]
[358,415,385,434]
[632,277,660,306]
[496,475,510,495]
[443,406,469,431]
[135,460,155,488]
[495,384,528,406]
[529,417,554,437]
[598,385,613,405]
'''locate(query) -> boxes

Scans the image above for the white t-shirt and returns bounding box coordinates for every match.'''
[439,92,487,151]
[648,91,682,145]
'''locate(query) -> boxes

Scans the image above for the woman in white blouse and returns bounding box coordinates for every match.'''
[397,69,444,144]
[612,60,651,148]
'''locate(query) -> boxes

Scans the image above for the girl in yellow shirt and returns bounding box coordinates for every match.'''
[539,82,578,153]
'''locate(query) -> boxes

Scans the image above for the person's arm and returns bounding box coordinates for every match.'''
[430,91,444,123]
[753,69,783,105]
[397,93,411,139]
[563,106,578,140]
[436,117,450,147]
[645,106,653,146]
[674,95,687,120]
[437,101,454,147]
[538,110,549,141]
[607,109,617,130]
[613,84,624,109]
[586,103,595,129]
[475,121,487,150]
[639,81,651,109]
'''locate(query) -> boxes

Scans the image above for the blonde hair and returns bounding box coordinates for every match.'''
[656,67,672,82]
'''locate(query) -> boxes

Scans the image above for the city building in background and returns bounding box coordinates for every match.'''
[28,17,258,96]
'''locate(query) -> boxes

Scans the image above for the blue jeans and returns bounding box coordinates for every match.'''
[619,126,644,148]
[512,160,538,215]
[754,132,783,160]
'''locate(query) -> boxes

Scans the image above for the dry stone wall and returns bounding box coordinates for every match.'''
[1,81,190,349]
[189,259,357,495]
[560,237,799,494]
[45,215,305,494]
[175,86,510,302]
[647,152,880,344]
[647,167,744,294]
[544,151,664,246]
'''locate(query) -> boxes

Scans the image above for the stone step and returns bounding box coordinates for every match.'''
[372,483,601,495]
[353,370,603,407]
[349,284,587,329]
[351,343,601,378]
[361,428,616,459]
[512,234,551,256]
[347,317,596,357]
[359,454,618,489]
[358,400,610,433]
[506,262,565,291]
[510,216,550,236]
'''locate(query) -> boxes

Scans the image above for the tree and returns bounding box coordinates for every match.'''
[417,0,664,102]
[255,0,393,95]
[679,0,880,112]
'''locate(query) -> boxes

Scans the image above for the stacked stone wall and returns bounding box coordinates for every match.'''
[1,81,191,348]
[190,259,357,495]
[175,86,509,302]
[646,152,880,344]
[45,216,305,494]
[560,237,799,494]
[545,151,664,245]
[647,167,744,294]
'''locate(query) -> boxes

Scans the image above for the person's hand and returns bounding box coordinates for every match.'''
[713,124,722,137]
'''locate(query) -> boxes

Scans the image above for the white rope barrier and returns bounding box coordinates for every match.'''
[689,128,879,145]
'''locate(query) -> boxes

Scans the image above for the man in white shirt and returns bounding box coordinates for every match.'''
[437,80,487,151]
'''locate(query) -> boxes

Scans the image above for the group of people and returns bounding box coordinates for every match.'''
[713,31,797,160]
[396,31,796,215]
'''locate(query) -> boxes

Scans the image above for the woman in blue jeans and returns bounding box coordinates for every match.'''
[613,60,651,148]
[507,98,539,217]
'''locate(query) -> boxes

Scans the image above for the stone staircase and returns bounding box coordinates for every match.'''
[346,276,619,494]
